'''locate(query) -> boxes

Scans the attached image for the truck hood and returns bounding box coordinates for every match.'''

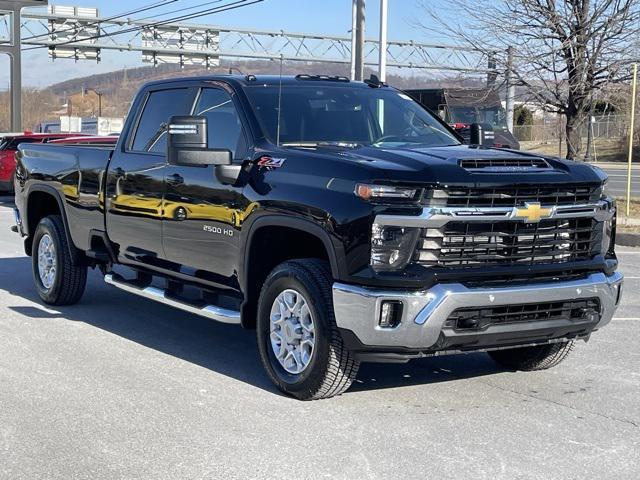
[328,144,606,186]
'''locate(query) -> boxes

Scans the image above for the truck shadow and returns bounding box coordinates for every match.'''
[0,256,503,397]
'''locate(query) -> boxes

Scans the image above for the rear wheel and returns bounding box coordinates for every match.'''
[257,259,360,400]
[32,215,87,306]
[488,341,574,371]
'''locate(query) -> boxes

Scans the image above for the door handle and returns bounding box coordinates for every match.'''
[113,167,125,178]
[167,173,184,185]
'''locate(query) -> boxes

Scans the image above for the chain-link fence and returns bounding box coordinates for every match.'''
[513,114,634,162]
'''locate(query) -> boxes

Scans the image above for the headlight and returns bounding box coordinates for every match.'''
[602,200,616,254]
[371,224,420,271]
[355,184,421,203]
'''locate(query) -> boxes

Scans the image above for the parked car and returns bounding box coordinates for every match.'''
[0,133,88,193]
[12,74,621,400]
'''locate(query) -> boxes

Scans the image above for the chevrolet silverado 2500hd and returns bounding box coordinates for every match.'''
[12,74,623,400]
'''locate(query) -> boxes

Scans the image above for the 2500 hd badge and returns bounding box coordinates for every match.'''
[203,225,234,237]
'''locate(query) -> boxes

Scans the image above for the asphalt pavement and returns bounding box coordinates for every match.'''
[591,163,640,199]
[0,196,639,480]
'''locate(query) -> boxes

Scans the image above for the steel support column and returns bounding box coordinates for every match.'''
[0,1,48,131]
[354,0,365,81]
[378,0,387,81]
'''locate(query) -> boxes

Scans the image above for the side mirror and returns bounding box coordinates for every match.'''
[469,123,482,145]
[469,122,495,146]
[167,116,232,167]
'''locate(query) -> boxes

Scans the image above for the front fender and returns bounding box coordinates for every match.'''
[238,213,347,291]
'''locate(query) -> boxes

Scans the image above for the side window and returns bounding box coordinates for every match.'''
[194,88,246,159]
[131,88,193,154]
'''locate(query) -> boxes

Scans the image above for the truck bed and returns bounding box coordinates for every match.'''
[16,143,114,251]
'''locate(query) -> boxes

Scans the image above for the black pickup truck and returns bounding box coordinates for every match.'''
[12,74,623,400]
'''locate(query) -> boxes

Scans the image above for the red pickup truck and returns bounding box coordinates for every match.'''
[0,133,86,192]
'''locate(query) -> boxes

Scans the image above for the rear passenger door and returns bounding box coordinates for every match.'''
[105,87,197,267]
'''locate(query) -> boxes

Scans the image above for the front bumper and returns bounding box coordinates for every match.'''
[333,271,623,352]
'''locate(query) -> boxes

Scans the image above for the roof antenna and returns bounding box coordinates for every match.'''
[276,54,284,147]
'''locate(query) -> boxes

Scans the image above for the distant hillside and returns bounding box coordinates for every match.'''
[1,59,488,130]
[46,59,487,118]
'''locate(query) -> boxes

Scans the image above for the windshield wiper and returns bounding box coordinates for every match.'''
[281,141,363,149]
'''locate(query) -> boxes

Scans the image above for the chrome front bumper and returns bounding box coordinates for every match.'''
[332,272,623,350]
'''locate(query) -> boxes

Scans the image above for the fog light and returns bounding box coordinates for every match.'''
[379,300,403,328]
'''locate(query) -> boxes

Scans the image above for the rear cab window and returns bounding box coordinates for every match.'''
[0,137,41,150]
[130,88,195,154]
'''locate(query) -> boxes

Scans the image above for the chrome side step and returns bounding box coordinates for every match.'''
[104,273,241,325]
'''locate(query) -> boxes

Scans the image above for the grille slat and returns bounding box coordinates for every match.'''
[415,218,599,267]
[445,298,601,331]
[427,185,601,208]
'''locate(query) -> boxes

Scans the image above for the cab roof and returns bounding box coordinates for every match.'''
[142,74,379,90]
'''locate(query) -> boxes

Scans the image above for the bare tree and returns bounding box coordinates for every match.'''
[419,0,640,159]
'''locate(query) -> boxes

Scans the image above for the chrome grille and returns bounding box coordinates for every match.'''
[427,185,601,208]
[444,298,601,331]
[415,218,600,267]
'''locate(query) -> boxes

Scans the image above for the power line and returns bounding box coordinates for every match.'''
[22,0,180,42]
[23,0,264,52]
[72,0,228,44]
[132,0,227,22]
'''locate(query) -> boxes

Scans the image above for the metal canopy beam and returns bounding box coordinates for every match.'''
[18,9,495,74]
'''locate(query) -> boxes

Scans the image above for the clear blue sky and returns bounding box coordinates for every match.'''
[8,0,449,87]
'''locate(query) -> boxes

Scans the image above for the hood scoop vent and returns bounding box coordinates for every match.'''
[459,157,551,172]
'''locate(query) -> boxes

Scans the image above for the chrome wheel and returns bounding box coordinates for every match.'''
[37,233,57,290]
[269,289,315,374]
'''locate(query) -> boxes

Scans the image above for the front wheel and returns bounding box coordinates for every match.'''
[257,259,360,400]
[488,341,575,371]
[32,215,87,306]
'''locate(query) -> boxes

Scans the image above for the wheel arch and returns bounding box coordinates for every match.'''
[24,184,81,264]
[239,215,344,329]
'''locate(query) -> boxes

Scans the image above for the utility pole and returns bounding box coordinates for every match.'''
[84,87,103,117]
[626,63,637,218]
[0,1,48,131]
[378,0,388,82]
[486,53,497,88]
[505,46,516,133]
[354,0,366,81]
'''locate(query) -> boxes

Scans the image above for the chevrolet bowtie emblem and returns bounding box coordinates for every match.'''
[513,202,553,222]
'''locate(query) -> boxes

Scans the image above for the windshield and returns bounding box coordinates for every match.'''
[244,84,460,148]
[450,105,508,129]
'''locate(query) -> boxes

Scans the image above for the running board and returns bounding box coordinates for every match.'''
[104,273,241,325]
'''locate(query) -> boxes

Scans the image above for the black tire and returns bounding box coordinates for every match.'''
[488,341,575,371]
[257,259,360,400]
[31,215,87,306]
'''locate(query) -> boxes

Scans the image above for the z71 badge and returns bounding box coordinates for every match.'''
[257,156,286,170]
